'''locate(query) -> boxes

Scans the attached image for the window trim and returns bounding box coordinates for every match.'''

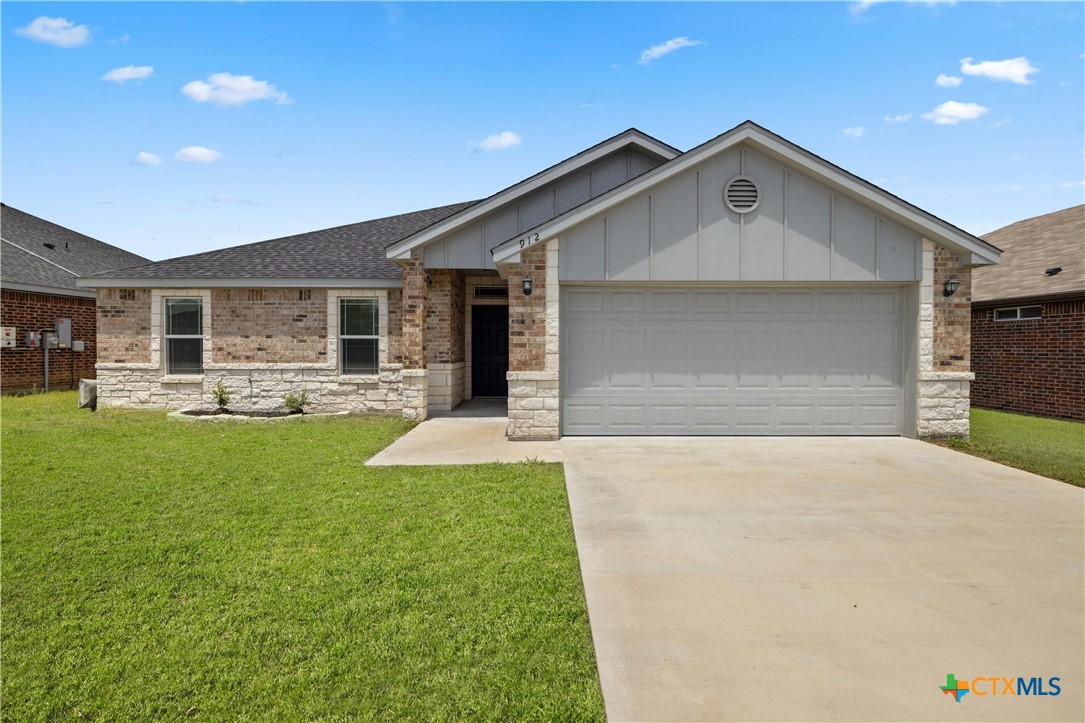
[994,305,1043,322]
[164,297,204,375]
[338,297,380,376]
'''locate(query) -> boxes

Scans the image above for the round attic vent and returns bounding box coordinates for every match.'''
[724,175,760,214]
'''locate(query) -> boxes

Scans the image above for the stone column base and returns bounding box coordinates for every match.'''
[402,369,429,422]
[507,370,559,440]
[917,371,974,438]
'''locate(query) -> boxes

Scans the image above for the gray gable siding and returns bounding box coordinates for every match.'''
[559,145,921,283]
[423,150,664,271]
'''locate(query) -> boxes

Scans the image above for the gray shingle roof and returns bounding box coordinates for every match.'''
[1,204,151,292]
[88,201,475,281]
[974,204,1085,303]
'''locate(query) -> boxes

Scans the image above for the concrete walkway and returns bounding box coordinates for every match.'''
[366,416,562,465]
[563,436,1084,722]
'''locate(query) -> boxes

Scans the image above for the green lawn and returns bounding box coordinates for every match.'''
[1,392,604,721]
[939,408,1085,487]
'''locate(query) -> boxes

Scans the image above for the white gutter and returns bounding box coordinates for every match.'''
[75,277,403,290]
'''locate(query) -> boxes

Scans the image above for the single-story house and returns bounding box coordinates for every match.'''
[1,204,150,394]
[971,204,1084,422]
[79,121,1001,439]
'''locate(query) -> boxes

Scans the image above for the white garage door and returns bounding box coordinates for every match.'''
[561,286,904,435]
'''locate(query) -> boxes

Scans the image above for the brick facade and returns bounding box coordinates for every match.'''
[917,240,973,437]
[211,288,328,364]
[971,298,1085,421]
[425,269,465,364]
[401,252,427,370]
[507,244,547,372]
[387,289,404,365]
[97,288,152,364]
[1,289,97,393]
[932,246,971,372]
[94,288,412,418]
[506,241,559,440]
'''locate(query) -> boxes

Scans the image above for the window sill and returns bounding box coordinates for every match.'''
[161,375,204,384]
[337,374,380,384]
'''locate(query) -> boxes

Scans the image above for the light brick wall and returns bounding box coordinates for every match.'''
[507,244,547,372]
[97,288,152,364]
[402,251,427,372]
[95,287,413,418]
[387,289,404,365]
[211,288,328,364]
[506,241,559,440]
[932,246,971,372]
[426,269,465,365]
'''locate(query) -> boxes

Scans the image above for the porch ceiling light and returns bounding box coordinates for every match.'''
[943,278,960,297]
[522,275,533,296]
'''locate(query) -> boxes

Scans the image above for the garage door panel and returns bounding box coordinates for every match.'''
[562,287,904,435]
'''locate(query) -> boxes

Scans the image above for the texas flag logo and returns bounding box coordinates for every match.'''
[940,674,970,702]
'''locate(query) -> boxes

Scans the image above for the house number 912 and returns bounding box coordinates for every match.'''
[518,233,540,249]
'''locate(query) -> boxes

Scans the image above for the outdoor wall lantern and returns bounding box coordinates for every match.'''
[943,278,960,297]
[522,276,533,296]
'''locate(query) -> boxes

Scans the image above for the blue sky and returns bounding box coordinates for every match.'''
[3,2,1083,261]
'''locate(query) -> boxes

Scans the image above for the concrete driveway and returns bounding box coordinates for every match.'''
[563,437,1084,722]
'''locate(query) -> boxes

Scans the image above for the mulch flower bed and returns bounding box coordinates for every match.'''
[180,409,303,418]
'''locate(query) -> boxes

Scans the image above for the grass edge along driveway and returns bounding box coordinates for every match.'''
[933,407,1084,487]
[1,392,604,721]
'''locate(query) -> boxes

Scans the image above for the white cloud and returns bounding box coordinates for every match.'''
[181,72,290,107]
[102,65,154,84]
[852,0,954,14]
[935,73,963,87]
[107,33,131,46]
[884,112,912,123]
[922,100,989,125]
[638,37,702,65]
[1060,180,1085,189]
[135,152,162,166]
[174,146,223,163]
[470,131,523,152]
[843,126,866,138]
[960,56,1038,85]
[14,16,91,47]
[212,194,261,206]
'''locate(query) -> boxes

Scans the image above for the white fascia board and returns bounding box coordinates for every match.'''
[493,124,1001,266]
[75,277,403,290]
[1,281,96,298]
[385,132,679,260]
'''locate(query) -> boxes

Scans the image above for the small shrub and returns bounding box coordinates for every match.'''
[211,381,231,411]
[284,390,309,414]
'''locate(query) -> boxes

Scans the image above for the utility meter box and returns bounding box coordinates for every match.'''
[1,327,15,348]
[55,317,71,349]
[25,330,41,348]
[44,332,59,350]
[72,340,86,353]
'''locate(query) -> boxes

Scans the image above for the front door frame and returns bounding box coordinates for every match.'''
[471,304,509,397]
[464,274,509,400]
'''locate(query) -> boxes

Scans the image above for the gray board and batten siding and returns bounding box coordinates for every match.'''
[423,149,666,271]
[558,145,922,283]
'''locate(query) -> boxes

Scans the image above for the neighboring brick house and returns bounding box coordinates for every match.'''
[1,204,149,394]
[971,205,1084,421]
[80,121,1001,438]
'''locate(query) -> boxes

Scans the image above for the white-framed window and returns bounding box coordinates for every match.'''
[994,305,1042,322]
[164,298,203,374]
[339,298,379,375]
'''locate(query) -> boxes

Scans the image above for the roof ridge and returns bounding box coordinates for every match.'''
[1,236,79,276]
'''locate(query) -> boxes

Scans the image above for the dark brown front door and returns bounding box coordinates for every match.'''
[472,305,508,397]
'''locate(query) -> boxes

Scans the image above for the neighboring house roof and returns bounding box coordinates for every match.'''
[493,120,1002,267]
[79,202,474,288]
[385,128,680,260]
[2,204,151,296]
[973,204,1085,304]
